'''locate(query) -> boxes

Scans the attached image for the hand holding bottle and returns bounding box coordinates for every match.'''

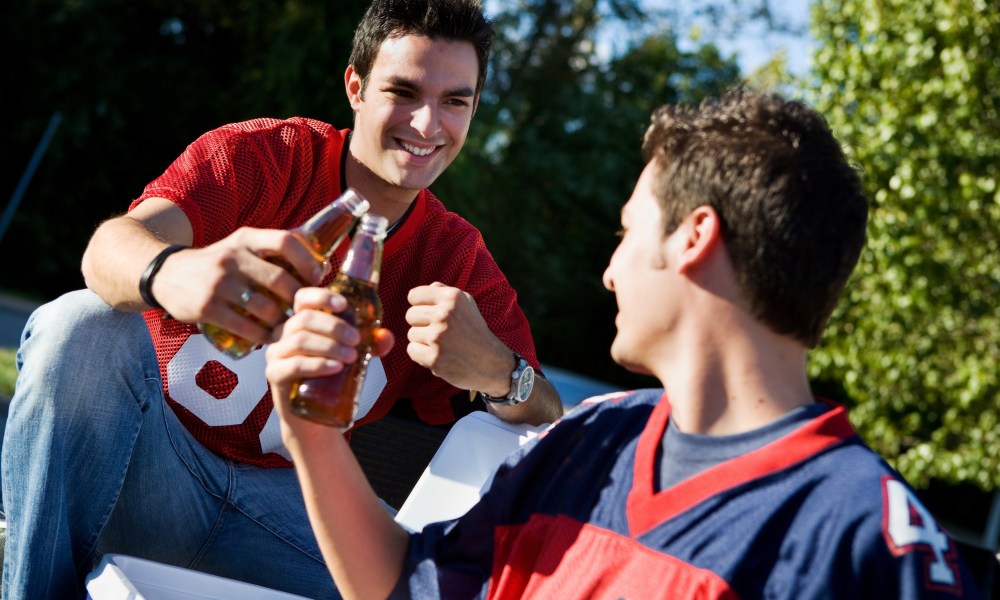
[198,189,370,358]
[265,287,395,426]
[286,213,389,428]
[141,225,321,326]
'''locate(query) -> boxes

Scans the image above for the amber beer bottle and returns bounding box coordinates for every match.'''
[290,213,388,428]
[198,189,370,359]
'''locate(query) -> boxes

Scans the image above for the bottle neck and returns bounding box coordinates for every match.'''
[340,232,383,284]
[298,190,370,259]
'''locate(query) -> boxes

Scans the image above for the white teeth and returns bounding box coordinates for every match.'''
[400,141,434,156]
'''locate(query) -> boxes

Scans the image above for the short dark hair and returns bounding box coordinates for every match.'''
[349,0,494,97]
[642,88,868,347]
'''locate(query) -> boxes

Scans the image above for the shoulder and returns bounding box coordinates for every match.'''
[566,388,661,416]
[544,388,661,435]
[493,390,662,485]
[196,117,340,149]
[789,440,975,596]
[216,116,336,136]
[419,190,482,237]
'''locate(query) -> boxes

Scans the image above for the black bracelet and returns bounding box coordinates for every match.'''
[139,244,187,310]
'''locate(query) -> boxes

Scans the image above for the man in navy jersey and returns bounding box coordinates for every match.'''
[267,88,983,598]
[1,0,563,598]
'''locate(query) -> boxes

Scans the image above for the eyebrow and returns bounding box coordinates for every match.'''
[385,76,475,99]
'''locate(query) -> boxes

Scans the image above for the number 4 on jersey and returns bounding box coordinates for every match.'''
[883,476,961,591]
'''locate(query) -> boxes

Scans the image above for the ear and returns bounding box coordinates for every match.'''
[674,205,722,274]
[345,65,363,111]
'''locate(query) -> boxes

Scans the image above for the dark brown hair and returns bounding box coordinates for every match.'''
[349,0,493,96]
[642,88,869,347]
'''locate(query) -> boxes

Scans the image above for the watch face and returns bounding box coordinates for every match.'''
[516,365,535,401]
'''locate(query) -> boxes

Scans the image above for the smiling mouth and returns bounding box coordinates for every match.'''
[399,140,436,157]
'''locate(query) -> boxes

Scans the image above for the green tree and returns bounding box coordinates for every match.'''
[807,0,1000,491]
[1,0,366,298]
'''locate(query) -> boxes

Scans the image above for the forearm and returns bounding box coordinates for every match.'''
[82,215,186,311]
[474,341,563,425]
[487,374,564,425]
[82,198,194,311]
[281,419,410,600]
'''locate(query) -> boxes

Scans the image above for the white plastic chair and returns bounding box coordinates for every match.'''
[394,411,548,532]
[85,553,310,599]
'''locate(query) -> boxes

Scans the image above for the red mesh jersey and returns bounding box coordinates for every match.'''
[131,117,539,467]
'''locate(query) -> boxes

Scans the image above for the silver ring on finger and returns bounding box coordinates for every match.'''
[238,288,254,307]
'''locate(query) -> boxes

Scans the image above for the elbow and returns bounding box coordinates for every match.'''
[80,245,97,289]
[80,240,113,303]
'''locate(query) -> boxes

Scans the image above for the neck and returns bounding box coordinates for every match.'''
[655,313,814,436]
[344,150,418,228]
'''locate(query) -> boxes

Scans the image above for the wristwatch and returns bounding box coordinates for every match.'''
[479,352,535,407]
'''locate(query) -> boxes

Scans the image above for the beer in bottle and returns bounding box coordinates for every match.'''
[198,188,370,359]
[290,212,388,428]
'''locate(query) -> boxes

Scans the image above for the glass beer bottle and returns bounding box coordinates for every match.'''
[289,213,388,428]
[198,188,370,359]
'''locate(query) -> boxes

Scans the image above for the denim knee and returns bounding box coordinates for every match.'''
[15,289,159,411]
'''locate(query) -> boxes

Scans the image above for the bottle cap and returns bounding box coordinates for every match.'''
[359,213,389,239]
[339,188,371,216]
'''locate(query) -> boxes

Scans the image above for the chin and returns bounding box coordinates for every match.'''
[397,172,441,193]
[610,343,652,376]
[617,359,653,376]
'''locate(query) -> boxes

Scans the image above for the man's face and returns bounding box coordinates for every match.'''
[346,34,479,193]
[602,162,676,374]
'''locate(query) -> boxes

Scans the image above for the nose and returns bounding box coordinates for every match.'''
[602,263,615,292]
[411,103,441,138]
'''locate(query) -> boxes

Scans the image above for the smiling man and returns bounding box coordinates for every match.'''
[1,0,562,598]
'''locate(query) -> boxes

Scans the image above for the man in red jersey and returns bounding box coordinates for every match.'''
[266,89,983,599]
[1,0,562,598]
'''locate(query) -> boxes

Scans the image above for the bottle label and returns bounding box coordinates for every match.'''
[341,236,378,281]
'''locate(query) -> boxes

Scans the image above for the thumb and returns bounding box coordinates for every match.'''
[372,327,395,358]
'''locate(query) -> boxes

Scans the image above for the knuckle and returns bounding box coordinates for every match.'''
[288,329,311,346]
[425,345,441,365]
[280,231,303,254]
[433,306,452,322]
[261,267,286,290]
[230,227,254,246]
[441,290,460,307]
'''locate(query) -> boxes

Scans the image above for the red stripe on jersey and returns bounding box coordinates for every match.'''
[488,514,737,600]
[627,398,857,537]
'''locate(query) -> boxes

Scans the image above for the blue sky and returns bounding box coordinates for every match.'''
[685,1,815,76]
[486,0,816,77]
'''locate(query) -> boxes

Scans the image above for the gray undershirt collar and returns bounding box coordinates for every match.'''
[656,402,830,491]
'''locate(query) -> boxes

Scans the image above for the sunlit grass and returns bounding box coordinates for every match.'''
[0,347,17,398]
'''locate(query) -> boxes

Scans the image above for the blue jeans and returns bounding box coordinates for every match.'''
[1,290,340,599]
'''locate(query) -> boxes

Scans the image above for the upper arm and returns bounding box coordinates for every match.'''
[128,197,195,246]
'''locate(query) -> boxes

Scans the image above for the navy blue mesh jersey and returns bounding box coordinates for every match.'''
[396,389,981,599]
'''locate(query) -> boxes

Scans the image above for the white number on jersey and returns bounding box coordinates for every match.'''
[167,333,388,458]
[883,477,958,587]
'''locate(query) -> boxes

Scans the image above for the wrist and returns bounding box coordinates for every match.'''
[139,244,187,310]
[281,414,346,453]
[482,351,517,397]
[479,351,535,407]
